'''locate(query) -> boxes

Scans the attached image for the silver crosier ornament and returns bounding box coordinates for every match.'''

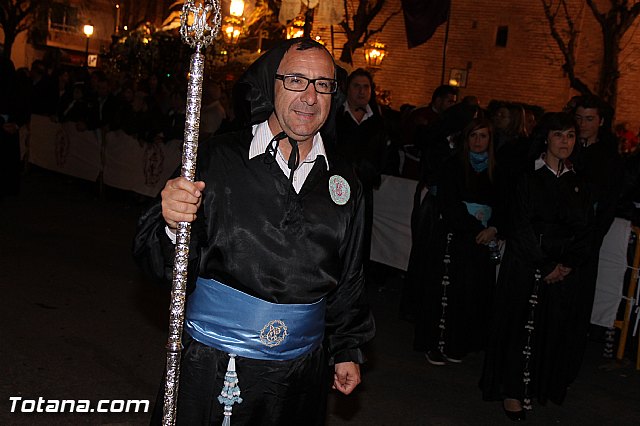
[163,1,221,425]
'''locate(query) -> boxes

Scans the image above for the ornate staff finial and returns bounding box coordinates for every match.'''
[163,1,221,425]
[180,0,222,51]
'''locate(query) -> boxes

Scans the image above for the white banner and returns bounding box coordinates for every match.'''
[371,174,416,271]
[23,115,181,198]
[28,115,101,182]
[103,131,182,197]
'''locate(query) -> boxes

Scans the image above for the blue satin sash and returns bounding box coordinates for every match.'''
[463,201,492,227]
[185,277,325,360]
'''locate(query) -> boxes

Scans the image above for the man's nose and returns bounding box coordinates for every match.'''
[300,84,318,104]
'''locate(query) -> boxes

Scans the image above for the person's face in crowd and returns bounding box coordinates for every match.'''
[149,74,159,90]
[574,107,602,142]
[493,107,511,130]
[206,82,222,102]
[271,46,334,145]
[434,93,457,113]
[97,80,110,98]
[73,86,84,101]
[468,127,491,153]
[347,75,372,110]
[132,91,148,112]
[59,71,70,87]
[546,127,576,162]
[122,87,134,103]
[524,110,537,136]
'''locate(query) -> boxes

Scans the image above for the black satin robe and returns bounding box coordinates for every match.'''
[413,156,499,357]
[481,165,593,406]
[133,128,375,424]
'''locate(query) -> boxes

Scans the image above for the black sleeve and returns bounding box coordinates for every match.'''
[438,162,485,235]
[324,179,375,364]
[560,178,595,268]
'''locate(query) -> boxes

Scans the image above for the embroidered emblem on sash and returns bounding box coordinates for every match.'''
[259,320,288,347]
[329,175,350,205]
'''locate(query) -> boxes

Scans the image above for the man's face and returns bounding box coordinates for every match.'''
[347,75,372,110]
[493,107,511,130]
[271,47,334,144]
[434,93,457,113]
[574,107,602,141]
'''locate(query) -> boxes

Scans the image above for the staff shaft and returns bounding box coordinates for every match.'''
[162,49,205,426]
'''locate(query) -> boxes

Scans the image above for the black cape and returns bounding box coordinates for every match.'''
[481,165,593,406]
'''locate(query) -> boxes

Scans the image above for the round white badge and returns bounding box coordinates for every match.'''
[329,175,350,205]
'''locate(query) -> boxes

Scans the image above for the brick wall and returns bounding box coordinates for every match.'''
[320,0,640,130]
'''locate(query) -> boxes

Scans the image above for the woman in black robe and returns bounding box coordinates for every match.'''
[414,117,499,364]
[480,112,593,421]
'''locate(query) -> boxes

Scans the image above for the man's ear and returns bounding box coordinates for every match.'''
[599,117,604,127]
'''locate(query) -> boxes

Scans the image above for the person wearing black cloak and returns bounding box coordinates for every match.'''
[566,96,623,381]
[413,117,500,365]
[400,103,480,321]
[133,39,375,425]
[480,113,593,421]
[335,68,389,283]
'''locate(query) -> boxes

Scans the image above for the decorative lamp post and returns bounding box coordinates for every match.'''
[364,41,386,70]
[229,0,244,17]
[222,19,242,44]
[286,14,305,39]
[83,24,94,67]
[115,4,121,34]
[221,0,244,45]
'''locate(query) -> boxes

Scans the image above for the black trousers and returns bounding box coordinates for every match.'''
[151,333,330,425]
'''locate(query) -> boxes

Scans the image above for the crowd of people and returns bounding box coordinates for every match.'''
[396,86,639,421]
[3,41,640,424]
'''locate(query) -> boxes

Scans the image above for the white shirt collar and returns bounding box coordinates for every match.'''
[534,153,573,177]
[343,100,374,124]
[249,120,329,170]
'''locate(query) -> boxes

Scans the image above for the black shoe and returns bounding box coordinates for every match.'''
[503,400,526,422]
[425,350,446,366]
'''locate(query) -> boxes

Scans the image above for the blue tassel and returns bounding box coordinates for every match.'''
[218,354,242,426]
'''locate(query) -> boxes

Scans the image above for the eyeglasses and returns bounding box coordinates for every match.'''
[275,74,337,94]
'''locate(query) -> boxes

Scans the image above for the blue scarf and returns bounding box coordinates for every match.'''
[469,151,489,172]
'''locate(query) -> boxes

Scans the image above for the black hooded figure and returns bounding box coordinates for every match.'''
[134,39,375,425]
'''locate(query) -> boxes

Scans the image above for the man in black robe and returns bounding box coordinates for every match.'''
[567,96,623,382]
[133,39,375,425]
[335,68,389,283]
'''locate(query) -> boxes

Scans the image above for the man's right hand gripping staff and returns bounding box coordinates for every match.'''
[161,177,206,231]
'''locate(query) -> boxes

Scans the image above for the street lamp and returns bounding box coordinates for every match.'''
[364,41,387,70]
[115,4,121,34]
[221,0,244,45]
[222,19,242,44]
[83,24,94,67]
[286,14,305,39]
[229,0,244,17]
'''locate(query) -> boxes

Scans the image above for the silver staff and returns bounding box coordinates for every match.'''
[163,1,221,425]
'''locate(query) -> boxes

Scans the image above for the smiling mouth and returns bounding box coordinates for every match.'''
[294,110,316,118]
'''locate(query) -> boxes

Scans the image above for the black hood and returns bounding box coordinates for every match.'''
[232,38,341,146]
